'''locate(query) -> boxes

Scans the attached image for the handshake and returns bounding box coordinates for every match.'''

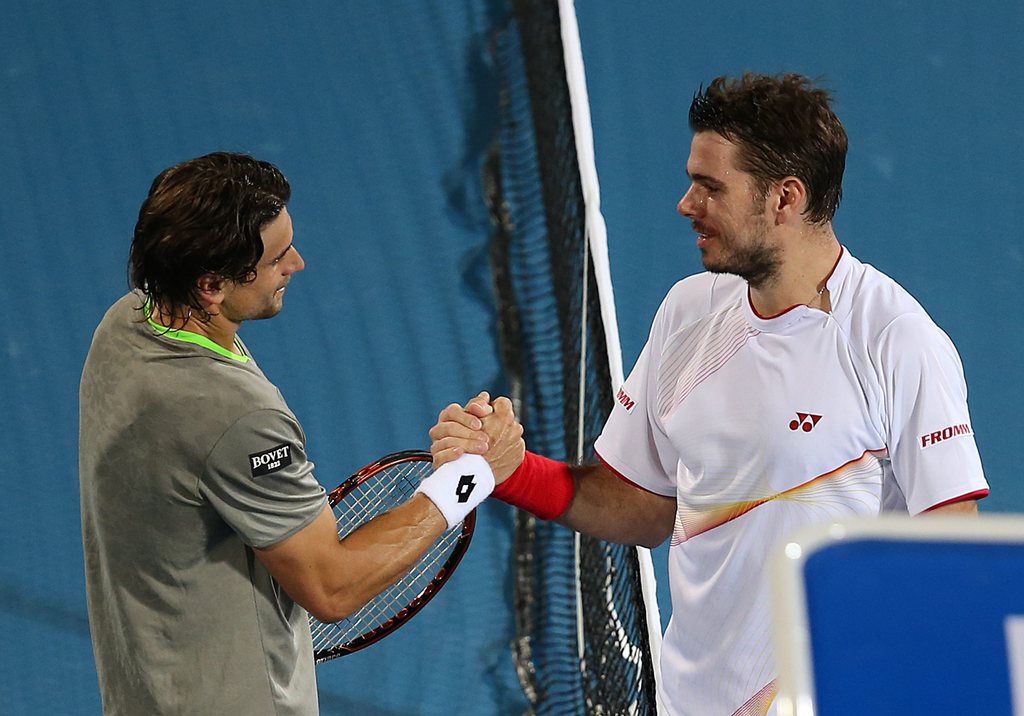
[423,391,576,523]
[428,391,525,484]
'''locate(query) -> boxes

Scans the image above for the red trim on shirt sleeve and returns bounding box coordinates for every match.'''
[923,489,990,512]
[594,449,672,497]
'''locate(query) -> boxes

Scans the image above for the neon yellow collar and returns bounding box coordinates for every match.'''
[144,302,249,363]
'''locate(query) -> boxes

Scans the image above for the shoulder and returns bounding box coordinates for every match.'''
[657,272,745,330]
[837,254,961,369]
[205,361,293,420]
[88,292,145,339]
[146,331,298,437]
[838,254,942,338]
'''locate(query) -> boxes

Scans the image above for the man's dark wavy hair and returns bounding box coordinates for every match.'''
[689,72,847,224]
[129,151,291,317]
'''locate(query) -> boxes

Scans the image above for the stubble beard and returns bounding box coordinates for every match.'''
[699,214,780,290]
[220,292,285,324]
[253,294,285,321]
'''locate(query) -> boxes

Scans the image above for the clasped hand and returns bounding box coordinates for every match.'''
[428,391,525,484]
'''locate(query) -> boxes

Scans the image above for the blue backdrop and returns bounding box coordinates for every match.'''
[1,1,1020,714]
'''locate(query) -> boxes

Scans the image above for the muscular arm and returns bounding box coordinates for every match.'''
[254,495,446,623]
[559,463,676,548]
[563,465,978,541]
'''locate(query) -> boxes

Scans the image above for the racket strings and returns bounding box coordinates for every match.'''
[309,458,467,657]
[309,528,462,647]
[333,463,422,533]
[313,529,461,646]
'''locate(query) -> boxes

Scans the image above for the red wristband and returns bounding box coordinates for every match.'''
[492,450,575,520]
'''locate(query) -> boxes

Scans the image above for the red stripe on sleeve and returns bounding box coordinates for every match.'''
[595,449,674,498]
[923,489,990,512]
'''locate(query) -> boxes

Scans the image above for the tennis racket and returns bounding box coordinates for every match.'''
[309,449,476,663]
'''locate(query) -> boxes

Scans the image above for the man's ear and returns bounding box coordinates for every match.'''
[196,273,228,306]
[774,176,809,225]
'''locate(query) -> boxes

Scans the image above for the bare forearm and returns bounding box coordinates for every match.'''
[257,496,446,623]
[327,495,447,614]
[557,464,676,548]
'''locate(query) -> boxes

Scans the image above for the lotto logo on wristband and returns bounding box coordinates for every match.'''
[415,454,495,530]
[455,474,477,503]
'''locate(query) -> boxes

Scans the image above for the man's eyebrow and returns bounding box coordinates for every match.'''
[270,242,294,262]
[689,172,725,190]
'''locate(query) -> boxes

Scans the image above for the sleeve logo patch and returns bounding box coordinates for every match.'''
[919,423,973,449]
[616,387,636,414]
[249,443,293,477]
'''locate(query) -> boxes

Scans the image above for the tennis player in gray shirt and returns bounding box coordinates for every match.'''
[79,152,513,714]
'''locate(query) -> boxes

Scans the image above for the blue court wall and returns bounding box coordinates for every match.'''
[1,1,1021,714]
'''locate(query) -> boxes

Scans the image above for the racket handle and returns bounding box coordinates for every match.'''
[415,454,494,529]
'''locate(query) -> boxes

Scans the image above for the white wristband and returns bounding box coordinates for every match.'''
[414,454,495,530]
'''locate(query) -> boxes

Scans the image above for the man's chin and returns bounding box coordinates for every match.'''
[252,303,284,321]
[700,252,733,275]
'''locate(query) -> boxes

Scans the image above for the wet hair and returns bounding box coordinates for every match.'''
[128,151,291,317]
[689,72,847,224]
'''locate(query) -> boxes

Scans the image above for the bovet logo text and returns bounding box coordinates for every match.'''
[919,423,973,449]
[616,387,636,414]
[249,444,293,477]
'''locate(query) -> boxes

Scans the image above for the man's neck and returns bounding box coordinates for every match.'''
[748,225,841,317]
[151,302,242,354]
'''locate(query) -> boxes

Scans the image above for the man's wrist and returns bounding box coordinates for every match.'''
[492,451,574,520]
[414,454,495,530]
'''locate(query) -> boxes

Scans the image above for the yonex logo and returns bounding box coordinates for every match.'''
[789,413,822,432]
[455,474,477,503]
[249,443,293,477]
[616,387,636,414]
[920,423,973,449]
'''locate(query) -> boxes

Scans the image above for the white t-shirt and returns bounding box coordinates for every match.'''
[594,248,988,716]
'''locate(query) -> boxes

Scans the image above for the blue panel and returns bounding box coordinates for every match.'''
[804,539,1023,714]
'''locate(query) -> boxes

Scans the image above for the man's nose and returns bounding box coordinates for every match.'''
[677,185,700,217]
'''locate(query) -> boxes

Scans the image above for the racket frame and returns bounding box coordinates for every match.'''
[312,450,476,662]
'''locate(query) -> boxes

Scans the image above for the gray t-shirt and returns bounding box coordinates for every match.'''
[80,293,327,715]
